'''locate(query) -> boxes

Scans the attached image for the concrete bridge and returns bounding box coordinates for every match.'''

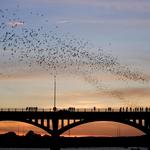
[0,107,150,137]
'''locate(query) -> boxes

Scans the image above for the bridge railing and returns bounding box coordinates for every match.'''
[0,107,150,112]
[0,108,52,112]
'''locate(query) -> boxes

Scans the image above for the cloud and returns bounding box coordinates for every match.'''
[110,87,150,106]
[48,0,150,28]
[56,18,150,27]
[56,19,105,24]
[57,20,72,24]
[111,87,150,98]
[8,21,24,27]
[59,87,150,107]
[39,0,150,13]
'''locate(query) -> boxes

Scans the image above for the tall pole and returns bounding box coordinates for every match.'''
[54,75,56,109]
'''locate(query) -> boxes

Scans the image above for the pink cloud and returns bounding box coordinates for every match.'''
[8,21,24,27]
[28,0,150,13]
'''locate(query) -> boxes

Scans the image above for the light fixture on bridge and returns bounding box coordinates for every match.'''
[53,75,57,112]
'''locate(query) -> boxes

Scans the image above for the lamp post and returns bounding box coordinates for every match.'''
[53,75,57,111]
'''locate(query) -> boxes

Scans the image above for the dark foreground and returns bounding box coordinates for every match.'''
[0,131,149,148]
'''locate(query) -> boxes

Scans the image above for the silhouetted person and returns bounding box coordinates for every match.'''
[108,107,111,112]
[146,107,148,112]
[93,106,96,112]
[130,107,132,112]
[119,107,122,112]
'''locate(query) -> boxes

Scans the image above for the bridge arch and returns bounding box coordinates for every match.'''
[0,119,53,135]
[59,119,148,136]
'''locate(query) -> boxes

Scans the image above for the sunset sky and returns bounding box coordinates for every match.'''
[0,0,150,137]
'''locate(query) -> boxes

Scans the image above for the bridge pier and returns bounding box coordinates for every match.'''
[50,146,60,150]
[52,118,59,137]
[147,134,150,150]
[51,118,61,149]
[47,119,50,128]
[50,135,60,150]
[61,119,64,128]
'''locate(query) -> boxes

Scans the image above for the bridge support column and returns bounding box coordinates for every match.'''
[50,135,60,150]
[52,118,59,137]
[41,119,44,126]
[61,119,64,128]
[67,119,70,125]
[147,134,150,150]
[145,119,149,128]
[35,118,38,124]
[50,147,60,150]
[139,119,142,126]
[47,119,50,128]
[51,118,60,150]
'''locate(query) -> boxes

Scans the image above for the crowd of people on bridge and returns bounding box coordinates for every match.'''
[93,107,150,112]
[2,107,150,112]
[119,107,150,112]
[32,106,150,112]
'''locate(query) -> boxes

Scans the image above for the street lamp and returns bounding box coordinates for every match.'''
[53,75,57,112]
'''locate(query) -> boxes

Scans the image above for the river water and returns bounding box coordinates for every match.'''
[0,148,148,150]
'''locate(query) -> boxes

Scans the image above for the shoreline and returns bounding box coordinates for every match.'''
[0,132,149,148]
